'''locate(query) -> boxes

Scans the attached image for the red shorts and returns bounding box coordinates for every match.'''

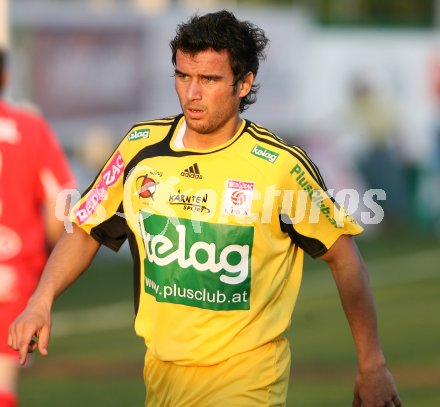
[0,265,39,359]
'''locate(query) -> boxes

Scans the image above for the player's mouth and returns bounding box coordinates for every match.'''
[186,107,205,120]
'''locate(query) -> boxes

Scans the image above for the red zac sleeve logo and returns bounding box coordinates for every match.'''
[75,151,125,224]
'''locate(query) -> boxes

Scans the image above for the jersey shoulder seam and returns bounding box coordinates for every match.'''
[128,115,180,132]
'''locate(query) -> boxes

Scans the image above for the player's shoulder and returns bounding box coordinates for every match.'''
[130,115,178,130]
[1,99,48,126]
[245,120,327,189]
[245,120,310,162]
[122,115,179,144]
[0,99,56,148]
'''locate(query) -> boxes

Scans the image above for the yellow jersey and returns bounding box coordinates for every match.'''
[70,114,362,366]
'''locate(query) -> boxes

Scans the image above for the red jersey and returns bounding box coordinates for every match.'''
[0,99,74,285]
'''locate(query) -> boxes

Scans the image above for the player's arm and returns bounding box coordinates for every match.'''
[8,224,100,365]
[319,235,402,407]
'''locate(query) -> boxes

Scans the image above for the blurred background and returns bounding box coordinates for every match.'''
[2,0,440,406]
[5,0,440,234]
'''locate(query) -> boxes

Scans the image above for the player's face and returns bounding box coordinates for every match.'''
[174,48,252,137]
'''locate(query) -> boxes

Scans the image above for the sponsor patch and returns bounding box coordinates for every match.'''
[136,174,158,200]
[128,129,150,141]
[75,151,125,224]
[289,163,343,227]
[169,190,211,213]
[251,144,279,163]
[222,179,255,217]
[140,214,253,310]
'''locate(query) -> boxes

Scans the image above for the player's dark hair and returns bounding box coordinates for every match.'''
[170,10,269,113]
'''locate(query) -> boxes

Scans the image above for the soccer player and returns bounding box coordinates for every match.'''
[8,10,401,407]
[0,50,75,407]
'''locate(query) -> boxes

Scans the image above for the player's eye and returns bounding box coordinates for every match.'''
[202,76,217,84]
[175,72,189,80]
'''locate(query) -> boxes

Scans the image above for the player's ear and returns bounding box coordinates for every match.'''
[238,72,254,98]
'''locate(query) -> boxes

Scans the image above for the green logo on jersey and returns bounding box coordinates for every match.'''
[128,129,150,141]
[251,144,279,163]
[139,213,253,310]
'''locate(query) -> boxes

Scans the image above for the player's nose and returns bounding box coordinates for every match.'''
[187,79,202,100]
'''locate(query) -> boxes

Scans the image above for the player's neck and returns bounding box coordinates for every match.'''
[183,117,242,150]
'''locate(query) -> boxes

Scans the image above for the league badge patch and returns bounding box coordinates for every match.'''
[222,179,255,216]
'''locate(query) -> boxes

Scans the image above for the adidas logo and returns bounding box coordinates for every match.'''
[181,163,203,179]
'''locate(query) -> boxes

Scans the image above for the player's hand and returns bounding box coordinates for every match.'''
[352,364,402,407]
[7,303,51,365]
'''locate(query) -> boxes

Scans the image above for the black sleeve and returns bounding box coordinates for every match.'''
[279,214,328,258]
[90,203,128,252]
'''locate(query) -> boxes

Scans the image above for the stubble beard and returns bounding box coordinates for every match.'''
[184,105,237,136]
[186,116,222,135]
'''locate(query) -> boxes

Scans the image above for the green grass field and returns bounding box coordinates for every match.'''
[18,230,440,406]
